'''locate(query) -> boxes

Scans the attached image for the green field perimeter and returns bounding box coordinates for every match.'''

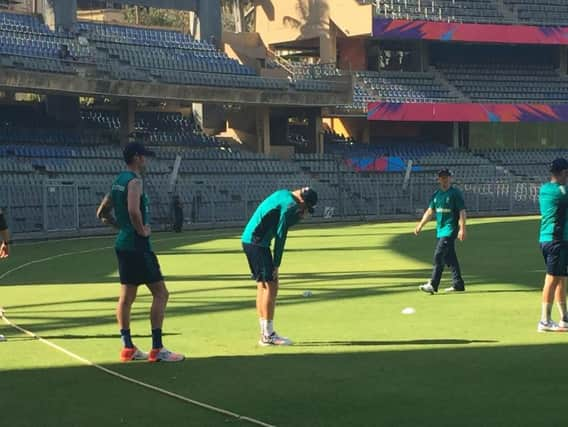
[1,216,568,426]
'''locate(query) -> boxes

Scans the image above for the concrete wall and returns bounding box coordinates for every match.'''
[255,0,372,47]
[0,68,352,106]
[40,0,77,30]
[337,37,367,71]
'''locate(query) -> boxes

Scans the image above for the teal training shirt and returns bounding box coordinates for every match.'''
[111,171,152,252]
[539,181,568,243]
[428,186,465,238]
[242,189,300,267]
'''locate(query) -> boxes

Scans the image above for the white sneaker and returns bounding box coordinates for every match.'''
[148,347,185,363]
[0,334,5,342]
[559,319,568,329]
[444,286,465,293]
[537,320,567,332]
[258,332,293,346]
[419,283,436,294]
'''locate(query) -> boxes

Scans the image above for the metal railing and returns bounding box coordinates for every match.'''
[2,175,541,236]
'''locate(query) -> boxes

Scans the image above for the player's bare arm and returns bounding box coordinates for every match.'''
[415,207,434,235]
[458,209,467,241]
[127,179,150,237]
[96,193,118,228]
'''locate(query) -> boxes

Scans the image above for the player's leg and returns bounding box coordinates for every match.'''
[539,242,565,331]
[420,238,445,294]
[555,278,567,327]
[146,279,183,362]
[145,252,184,362]
[117,284,147,361]
[444,238,465,292]
[116,249,147,361]
[258,279,290,346]
[539,274,562,331]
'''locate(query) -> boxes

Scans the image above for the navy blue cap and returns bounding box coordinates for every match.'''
[123,142,155,164]
[301,187,318,214]
[437,168,452,177]
[550,158,568,173]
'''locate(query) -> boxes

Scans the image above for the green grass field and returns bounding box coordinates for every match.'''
[2,216,568,427]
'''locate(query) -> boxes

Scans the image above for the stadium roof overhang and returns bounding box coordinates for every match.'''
[0,68,353,107]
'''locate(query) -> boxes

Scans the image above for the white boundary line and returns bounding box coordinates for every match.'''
[14,230,237,247]
[0,236,275,427]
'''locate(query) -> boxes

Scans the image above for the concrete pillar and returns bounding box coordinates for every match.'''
[46,95,80,124]
[256,106,270,155]
[119,100,136,147]
[560,47,568,74]
[39,0,76,31]
[314,112,324,154]
[320,23,337,65]
[198,0,221,48]
[420,41,430,71]
[453,122,460,148]
[362,122,370,144]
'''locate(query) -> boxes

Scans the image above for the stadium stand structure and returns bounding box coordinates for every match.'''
[0,12,346,95]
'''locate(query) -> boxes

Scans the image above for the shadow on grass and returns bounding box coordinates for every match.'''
[294,338,498,347]
[2,342,568,427]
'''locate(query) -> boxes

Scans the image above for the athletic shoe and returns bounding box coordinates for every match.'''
[120,346,148,362]
[444,286,465,293]
[258,332,293,346]
[537,320,568,332]
[148,347,185,362]
[559,319,568,328]
[419,283,436,294]
[0,334,5,342]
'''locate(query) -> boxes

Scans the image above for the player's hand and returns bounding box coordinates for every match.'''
[143,225,151,237]
[414,224,422,236]
[0,242,9,259]
[458,228,466,241]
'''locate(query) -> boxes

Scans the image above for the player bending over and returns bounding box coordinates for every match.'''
[242,187,317,346]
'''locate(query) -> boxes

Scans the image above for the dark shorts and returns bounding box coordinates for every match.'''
[541,242,568,277]
[242,243,275,283]
[116,249,164,286]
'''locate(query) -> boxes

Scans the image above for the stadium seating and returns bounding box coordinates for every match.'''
[372,0,506,24]
[0,12,338,92]
[503,0,568,26]
[436,62,568,103]
[339,70,461,112]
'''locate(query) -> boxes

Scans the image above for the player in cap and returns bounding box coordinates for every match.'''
[537,158,568,332]
[414,168,467,294]
[96,142,184,362]
[242,187,317,346]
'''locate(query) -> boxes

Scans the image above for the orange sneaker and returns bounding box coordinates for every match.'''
[148,347,184,363]
[120,347,148,362]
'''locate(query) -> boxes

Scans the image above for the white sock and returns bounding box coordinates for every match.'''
[557,301,567,321]
[542,303,553,323]
[260,319,267,335]
[266,320,274,336]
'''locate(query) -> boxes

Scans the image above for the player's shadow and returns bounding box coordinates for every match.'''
[294,338,498,347]
[5,332,182,342]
